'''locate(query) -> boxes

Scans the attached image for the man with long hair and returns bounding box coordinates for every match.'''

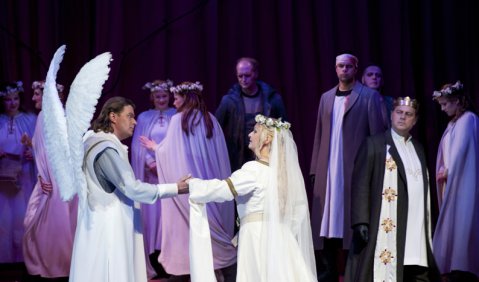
[69,97,188,282]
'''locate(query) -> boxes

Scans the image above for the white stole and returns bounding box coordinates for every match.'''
[374,145,398,282]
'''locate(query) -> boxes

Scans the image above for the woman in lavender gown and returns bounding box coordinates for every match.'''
[432,81,479,282]
[0,81,36,262]
[131,79,175,278]
[22,80,77,278]
[141,81,237,281]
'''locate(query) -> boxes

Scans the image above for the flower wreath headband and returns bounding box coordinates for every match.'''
[432,80,463,99]
[170,81,203,95]
[255,114,291,131]
[32,80,65,93]
[0,81,24,97]
[142,79,174,93]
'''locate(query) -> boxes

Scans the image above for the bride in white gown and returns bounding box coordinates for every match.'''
[188,114,317,282]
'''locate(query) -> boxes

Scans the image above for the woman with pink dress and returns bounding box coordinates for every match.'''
[131,79,175,278]
[22,80,78,278]
[141,81,237,281]
[0,81,36,263]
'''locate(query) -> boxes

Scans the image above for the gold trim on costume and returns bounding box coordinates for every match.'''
[379,249,395,265]
[381,218,396,233]
[225,178,238,198]
[385,157,397,171]
[374,147,398,280]
[256,160,269,166]
[240,212,263,226]
[383,187,398,202]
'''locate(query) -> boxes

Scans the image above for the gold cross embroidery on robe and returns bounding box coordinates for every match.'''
[383,187,398,202]
[385,156,397,171]
[379,249,395,265]
[381,218,396,233]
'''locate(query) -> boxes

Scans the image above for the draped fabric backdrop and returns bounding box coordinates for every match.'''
[2,0,478,222]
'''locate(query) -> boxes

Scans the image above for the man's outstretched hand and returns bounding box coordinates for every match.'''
[177,174,192,194]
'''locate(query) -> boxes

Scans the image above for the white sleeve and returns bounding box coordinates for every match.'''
[188,165,259,282]
[95,148,177,204]
[189,167,257,204]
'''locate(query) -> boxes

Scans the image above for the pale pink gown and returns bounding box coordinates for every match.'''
[23,112,78,277]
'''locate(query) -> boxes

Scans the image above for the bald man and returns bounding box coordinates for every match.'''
[215,57,287,172]
[310,54,386,281]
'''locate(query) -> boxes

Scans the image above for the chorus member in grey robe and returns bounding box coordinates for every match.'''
[348,97,439,282]
[309,54,386,281]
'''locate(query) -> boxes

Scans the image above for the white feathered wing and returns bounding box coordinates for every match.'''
[65,51,112,203]
[42,45,73,200]
[43,45,112,201]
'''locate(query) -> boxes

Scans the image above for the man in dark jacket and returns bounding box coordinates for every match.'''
[215,57,287,171]
[347,97,440,282]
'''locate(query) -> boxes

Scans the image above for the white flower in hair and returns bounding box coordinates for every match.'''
[255,115,266,124]
[32,80,65,93]
[266,118,274,127]
[143,79,174,92]
[0,81,24,97]
[170,81,203,94]
[32,81,46,89]
[433,80,464,98]
[255,114,291,131]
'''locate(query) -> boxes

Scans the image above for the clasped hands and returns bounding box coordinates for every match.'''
[138,136,191,195]
[177,174,192,194]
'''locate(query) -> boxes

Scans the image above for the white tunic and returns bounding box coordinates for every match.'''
[321,96,346,238]
[69,132,177,282]
[391,129,428,267]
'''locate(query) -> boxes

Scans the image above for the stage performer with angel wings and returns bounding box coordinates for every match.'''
[41,45,188,282]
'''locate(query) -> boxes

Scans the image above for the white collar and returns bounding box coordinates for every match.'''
[391,128,412,143]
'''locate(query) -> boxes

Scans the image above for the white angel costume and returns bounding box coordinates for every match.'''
[188,124,317,282]
[69,131,178,282]
[40,46,180,282]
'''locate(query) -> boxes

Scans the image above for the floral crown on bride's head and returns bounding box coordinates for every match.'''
[255,114,291,131]
[142,79,174,93]
[170,81,203,95]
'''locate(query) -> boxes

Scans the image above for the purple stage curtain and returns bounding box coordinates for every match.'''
[2,0,479,221]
